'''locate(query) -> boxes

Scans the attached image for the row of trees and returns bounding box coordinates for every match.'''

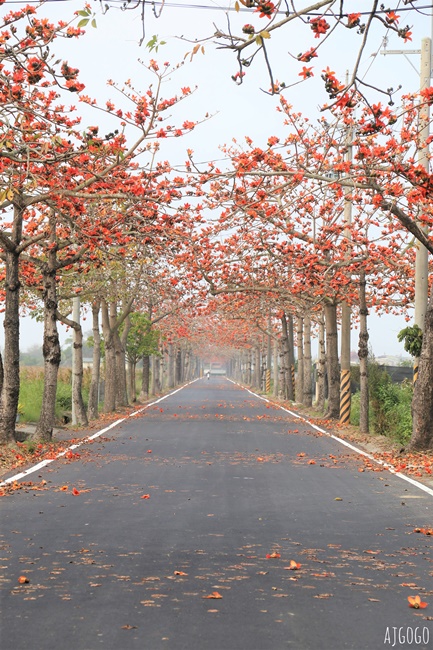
[0,2,432,451]
[0,4,204,442]
[181,88,433,450]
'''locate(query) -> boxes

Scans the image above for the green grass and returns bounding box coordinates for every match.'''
[19,367,89,423]
[350,378,413,446]
[18,377,44,423]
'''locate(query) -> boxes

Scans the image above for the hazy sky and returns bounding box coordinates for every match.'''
[1,0,430,358]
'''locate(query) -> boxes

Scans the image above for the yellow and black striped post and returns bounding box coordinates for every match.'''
[290,364,295,398]
[413,360,419,385]
[339,369,351,425]
[266,369,271,394]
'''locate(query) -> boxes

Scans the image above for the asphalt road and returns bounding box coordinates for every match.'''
[1,377,432,650]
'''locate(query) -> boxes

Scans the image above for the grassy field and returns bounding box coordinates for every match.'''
[19,367,91,423]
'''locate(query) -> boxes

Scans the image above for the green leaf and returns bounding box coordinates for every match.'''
[91,18,97,28]
[77,18,89,28]
[397,325,423,357]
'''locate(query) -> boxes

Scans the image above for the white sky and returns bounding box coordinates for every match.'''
[1,0,431,357]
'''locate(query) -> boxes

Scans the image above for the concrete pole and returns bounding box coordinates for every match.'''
[339,118,353,424]
[413,37,431,384]
[414,37,431,331]
[71,296,80,425]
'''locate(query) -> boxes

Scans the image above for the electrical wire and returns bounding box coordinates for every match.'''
[1,0,432,15]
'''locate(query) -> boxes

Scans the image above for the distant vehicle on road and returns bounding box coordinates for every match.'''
[203,363,226,376]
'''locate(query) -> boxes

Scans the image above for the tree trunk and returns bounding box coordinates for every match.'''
[0,247,21,444]
[114,329,128,407]
[176,347,182,384]
[0,350,3,398]
[246,349,252,385]
[254,346,261,390]
[161,347,167,390]
[279,340,287,399]
[273,337,279,397]
[409,288,433,451]
[150,356,156,395]
[358,272,369,434]
[280,321,291,400]
[132,361,137,399]
[168,344,175,388]
[71,319,88,427]
[87,301,101,420]
[316,316,326,412]
[303,314,313,407]
[288,314,296,400]
[126,359,134,404]
[183,348,190,382]
[296,316,304,403]
[33,263,61,442]
[154,355,161,393]
[325,302,340,419]
[101,300,116,413]
[127,358,137,403]
[140,355,150,401]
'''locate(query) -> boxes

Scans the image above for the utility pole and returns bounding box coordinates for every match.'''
[71,296,80,424]
[381,36,431,383]
[339,78,353,425]
[414,38,431,373]
[266,311,272,393]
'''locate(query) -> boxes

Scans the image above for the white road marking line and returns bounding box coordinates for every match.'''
[0,378,200,487]
[227,378,433,498]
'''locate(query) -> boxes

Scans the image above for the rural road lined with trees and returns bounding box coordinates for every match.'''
[1,378,432,650]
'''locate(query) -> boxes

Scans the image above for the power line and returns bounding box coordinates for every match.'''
[2,0,433,15]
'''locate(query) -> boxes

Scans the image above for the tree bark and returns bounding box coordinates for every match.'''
[254,346,261,390]
[316,316,326,412]
[409,288,433,451]
[0,350,3,399]
[168,344,175,388]
[358,272,369,434]
[176,346,182,384]
[71,319,88,427]
[273,337,279,397]
[0,200,26,444]
[114,328,128,407]
[87,301,101,420]
[296,316,304,403]
[154,355,161,393]
[324,301,340,419]
[279,340,287,399]
[183,348,190,382]
[287,314,296,400]
[246,349,252,385]
[150,356,156,395]
[33,259,61,442]
[303,314,313,407]
[140,355,150,400]
[101,300,117,413]
[100,297,134,411]
[127,360,136,403]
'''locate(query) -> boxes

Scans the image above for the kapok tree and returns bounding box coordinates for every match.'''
[188,126,416,418]
[0,3,198,443]
[196,90,431,446]
[103,0,416,104]
[0,6,87,443]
